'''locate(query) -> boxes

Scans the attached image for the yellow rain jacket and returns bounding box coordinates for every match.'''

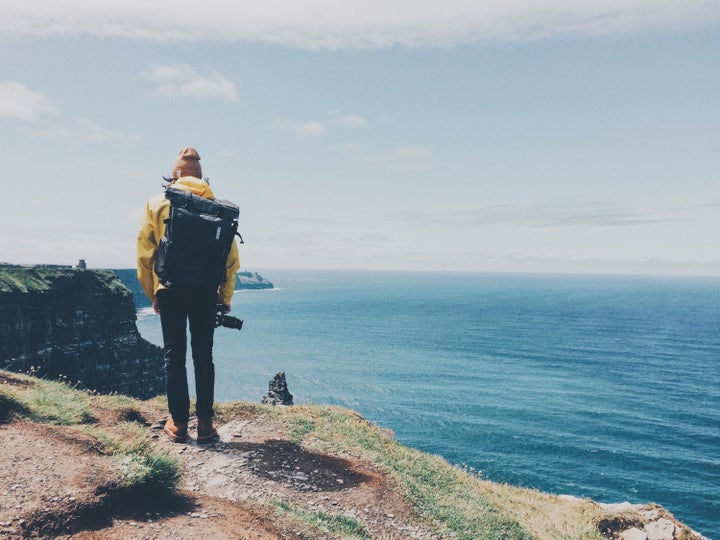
[137,176,240,305]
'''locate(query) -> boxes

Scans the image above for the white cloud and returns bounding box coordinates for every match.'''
[30,118,127,143]
[330,112,367,128]
[143,64,239,101]
[0,81,57,121]
[2,1,718,49]
[274,118,327,137]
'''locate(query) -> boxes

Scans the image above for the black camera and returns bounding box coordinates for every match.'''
[215,304,244,331]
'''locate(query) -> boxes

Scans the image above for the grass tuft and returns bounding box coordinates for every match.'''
[271,500,370,539]
[117,451,179,490]
[0,391,32,423]
[1,370,179,493]
[13,379,95,425]
[91,421,179,490]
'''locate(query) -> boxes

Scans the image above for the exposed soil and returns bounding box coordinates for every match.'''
[0,421,117,539]
[157,415,438,539]
[0,392,440,540]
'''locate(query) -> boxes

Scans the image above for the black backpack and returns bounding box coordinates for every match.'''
[154,186,242,290]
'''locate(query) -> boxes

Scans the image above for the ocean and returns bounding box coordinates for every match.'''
[136,270,720,538]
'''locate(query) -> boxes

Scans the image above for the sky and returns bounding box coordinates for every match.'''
[1,1,719,276]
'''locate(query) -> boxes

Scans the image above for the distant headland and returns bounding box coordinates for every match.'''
[234,271,274,290]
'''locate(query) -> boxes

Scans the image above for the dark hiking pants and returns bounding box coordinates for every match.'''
[157,287,216,422]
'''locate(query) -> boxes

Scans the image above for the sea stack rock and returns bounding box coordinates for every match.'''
[262,371,294,406]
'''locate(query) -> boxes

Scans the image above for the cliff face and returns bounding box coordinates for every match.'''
[0,265,164,399]
[110,269,152,308]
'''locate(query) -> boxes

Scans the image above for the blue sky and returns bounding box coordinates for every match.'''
[2,1,719,275]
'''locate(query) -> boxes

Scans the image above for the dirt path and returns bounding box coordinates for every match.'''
[155,416,441,539]
[0,421,117,539]
[0,410,440,539]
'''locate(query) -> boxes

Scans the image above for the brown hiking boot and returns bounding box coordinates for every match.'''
[164,418,188,443]
[197,418,218,444]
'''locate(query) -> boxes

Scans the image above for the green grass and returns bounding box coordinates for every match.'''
[271,500,370,539]
[287,416,315,443]
[0,392,31,423]
[15,379,95,425]
[95,269,134,297]
[116,450,179,490]
[0,266,55,292]
[275,405,605,540]
[1,370,179,492]
[91,421,180,490]
[274,406,531,540]
[0,265,130,297]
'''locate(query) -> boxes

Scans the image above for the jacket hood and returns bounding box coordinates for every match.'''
[171,176,215,199]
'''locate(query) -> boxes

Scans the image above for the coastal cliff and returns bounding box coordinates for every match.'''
[0,265,164,399]
[0,369,707,540]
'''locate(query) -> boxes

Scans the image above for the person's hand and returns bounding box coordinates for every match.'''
[152,299,160,314]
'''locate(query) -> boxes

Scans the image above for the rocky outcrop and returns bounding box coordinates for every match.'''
[0,265,164,399]
[564,498,710,540]
[235,271,274,290]
[262,371,293,405]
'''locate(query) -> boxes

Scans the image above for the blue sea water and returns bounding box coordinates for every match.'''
[136,270,720,538]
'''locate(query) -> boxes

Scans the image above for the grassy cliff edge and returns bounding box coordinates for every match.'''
[0,370,704,540]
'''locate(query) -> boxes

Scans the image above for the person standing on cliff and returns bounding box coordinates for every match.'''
[137,146,240,443]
